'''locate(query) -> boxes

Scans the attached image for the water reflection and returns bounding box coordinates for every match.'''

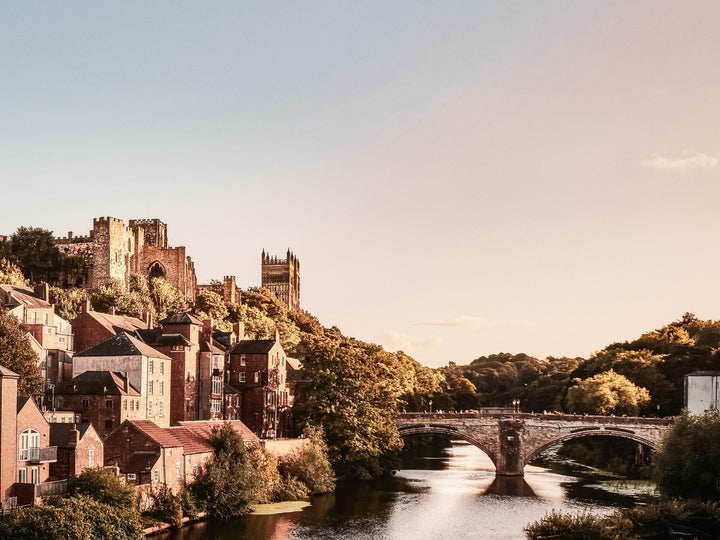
[162,440,635,540]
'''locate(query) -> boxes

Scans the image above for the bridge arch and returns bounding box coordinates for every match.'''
[525,430,658,464]
[397,425,498,469]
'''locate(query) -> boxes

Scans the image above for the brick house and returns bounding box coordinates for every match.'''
[103,419,258,493]
[1,284,74,385]
[70,300,149,354]
[49,423,103,480]
[73,332,172,428]
[0,367,64,509]
[52,371,143,439]
[227,333,292,438]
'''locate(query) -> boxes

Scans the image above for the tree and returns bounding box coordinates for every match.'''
[149,276,186,321]
[654,410,720,500]
[191,423,279,519]
[193,290,229,329]
[49,286,86,321]
[0,258,26,285]
[69,467,137,509]
[0,310,42,396]
[9,226,61,283]
[565,370,650,416]
[279,425,335,495]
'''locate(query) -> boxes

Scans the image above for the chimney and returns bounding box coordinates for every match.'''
[109,306,115,316]
[233,322,245,343]
[34,282,50,303]
[69,426,79,446]
[143,310,153,329]
[201,318,213,343]
[67,231,74,240]
[81,296,91,313]
[123,371,129,393]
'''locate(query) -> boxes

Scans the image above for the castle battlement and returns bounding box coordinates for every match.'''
[55,232,93,244]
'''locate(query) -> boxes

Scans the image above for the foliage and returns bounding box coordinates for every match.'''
[279,425,335,495]
[654,410,720,500]
[227,302,275,339]
[178,488,201,519]
[0,495,143,540]
[0,310,42,397]
[149,276,187,321]
[565,370,651,416]
[193,290,230,329]
[557,437,650,477]
[90,278,148,319]
[294,337,404,480]
[49,286,86,321]
[8,226,61,283]
[0,258,26,285]
[524,510,626,540]
[191,423,279,519]
[69,467,137,509]
[275,474,310,501]
[145,484,183,528]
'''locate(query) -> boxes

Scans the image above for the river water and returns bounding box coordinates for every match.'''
[161,441,652,540]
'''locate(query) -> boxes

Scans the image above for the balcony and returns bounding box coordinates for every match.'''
[20,446,57,463]
[14,479,67,506]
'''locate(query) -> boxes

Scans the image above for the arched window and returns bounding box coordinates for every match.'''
[19,429,40,461]
[148,262,165,280]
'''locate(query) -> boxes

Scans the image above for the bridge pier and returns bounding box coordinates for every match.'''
[496,420,525,476]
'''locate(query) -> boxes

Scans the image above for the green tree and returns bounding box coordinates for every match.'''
[49,286,86,321]
[149,276,187,321]
[9,226,61,283]
[193,290,229,329]
[279,425,335,495]
[0,310,42,396]
[191,423,279,519]
[0,258,26,285]
[565,370,650,416]
[69,467,137,509]
[654,410,720,500]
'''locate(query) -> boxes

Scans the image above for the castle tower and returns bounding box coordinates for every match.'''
[261,250,300,310]
[89,217,135,290]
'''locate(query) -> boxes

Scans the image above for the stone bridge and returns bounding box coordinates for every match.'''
[395,412,673,476]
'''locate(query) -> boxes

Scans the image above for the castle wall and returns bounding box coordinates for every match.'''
[261,251,300,310]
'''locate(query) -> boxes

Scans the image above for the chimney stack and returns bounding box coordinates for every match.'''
[69,426,79,446]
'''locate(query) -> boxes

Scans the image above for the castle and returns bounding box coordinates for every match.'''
[54,217,197,299]
[48,217,300,309]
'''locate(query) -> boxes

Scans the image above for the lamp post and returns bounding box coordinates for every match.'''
[429,399,433,414]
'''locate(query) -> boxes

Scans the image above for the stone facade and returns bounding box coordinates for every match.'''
[261,250,300,310]
[684,371,720,414]
[55,217,197,299]
[49,423,104,480]
[197,275,241,304]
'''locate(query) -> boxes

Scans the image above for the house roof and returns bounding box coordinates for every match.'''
[686,371,720,377]
[167,426,213,455]
[0,364,19,378]
[178,420,259,444]
[75,310,148,338]
[286,357,302,371]
[55,371,140,396]
[49,423,95,447]
[75,332,170,360]
[136,328,191,347]
[127,420,184,448]
[160,312,202,326]
[231,339,277,355]
[17,396,32,412]
[200,340,224,354]
[0,284,51,309]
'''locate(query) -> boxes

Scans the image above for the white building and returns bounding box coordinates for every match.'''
[684,371,720,415]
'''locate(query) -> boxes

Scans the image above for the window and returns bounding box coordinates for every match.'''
[106,399,113,408]
[166,448,172,456]
[147,399,153,417]
[89,448,95,467]
[44,326,52,334]
[211,400,221,413]
[160,362,164,376]
[127,473,137,481]
[43,313,48,324]
[82,398,89,408]
[31,467,39,484]
[18,468,27,483]
[159,401,164,417]
[193,464,198,477]
[149,360,154,375]
[19,429,40,461]
[154,469,160,482]
[148,380,153,394]
[130,400,134,411]
[123,399,127,410]
[105,420,113,430]
[186,399,191,413]
[212,377,221,395]
[159,381,164,395]
[254,372,259,384]
[58,336,65,343]
[239,372,246,383]
[176,462,182,478]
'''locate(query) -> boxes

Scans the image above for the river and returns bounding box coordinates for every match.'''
[160,440,654,540]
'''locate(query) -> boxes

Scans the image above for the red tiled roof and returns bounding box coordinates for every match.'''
[128,420,184,448]
[167,426,213,455]
[75,332,170,360]
[178,420,259,444]
[0,284,50,309]
[79,310,148,335]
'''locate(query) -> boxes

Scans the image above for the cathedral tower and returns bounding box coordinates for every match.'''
[261,250,300,310]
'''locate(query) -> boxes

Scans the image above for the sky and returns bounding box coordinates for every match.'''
[2,2,720,368]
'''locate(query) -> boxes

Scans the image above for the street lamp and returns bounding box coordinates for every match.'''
[429,399,433,413]
[512,399,520,414]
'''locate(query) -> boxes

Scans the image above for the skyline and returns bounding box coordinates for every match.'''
[2,2,720,368]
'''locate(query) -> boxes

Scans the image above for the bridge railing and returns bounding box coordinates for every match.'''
[396,412,673,426]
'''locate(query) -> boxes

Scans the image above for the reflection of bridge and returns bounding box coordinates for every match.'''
[395,413,673,476]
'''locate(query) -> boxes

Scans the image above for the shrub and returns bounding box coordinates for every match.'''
[144,484,183,528]
[524,510,625,540]
[279,425,335,495]
[69,467,137,509]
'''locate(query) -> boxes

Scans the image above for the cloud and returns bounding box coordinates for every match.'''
[413,316,536,332]
[642,151,718,172]
[375,331,444,353]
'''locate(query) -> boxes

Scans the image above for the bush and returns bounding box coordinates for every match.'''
[279,425,335,495]
[524,510,626,540]
[275,474,310,501]
[179,488,201,519]
[144,484,183,528]
[70,467,137,509]
[0,495,143,540]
